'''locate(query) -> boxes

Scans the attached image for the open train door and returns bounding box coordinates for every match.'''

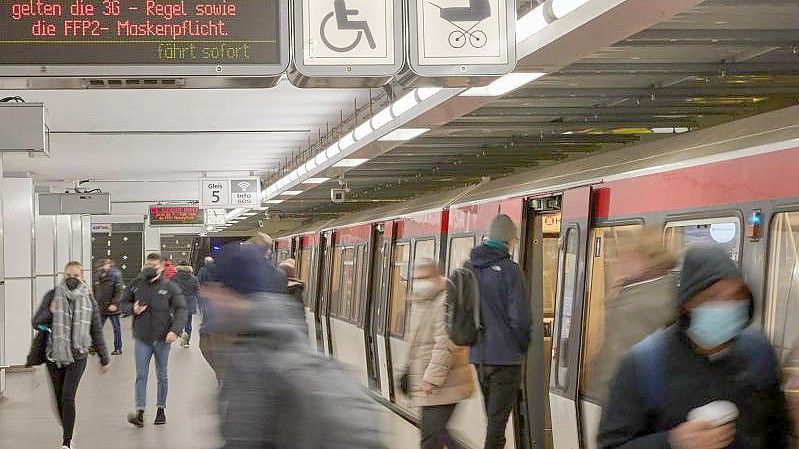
[549,186,593,449]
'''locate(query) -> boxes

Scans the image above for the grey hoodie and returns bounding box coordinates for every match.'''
[597,246,790,449]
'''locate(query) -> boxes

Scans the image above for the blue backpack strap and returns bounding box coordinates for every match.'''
[631,330,666,415]
[735,328,778,389]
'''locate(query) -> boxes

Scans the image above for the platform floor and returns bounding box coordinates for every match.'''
[0,320,420,449]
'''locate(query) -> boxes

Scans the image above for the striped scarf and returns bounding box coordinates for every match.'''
[47,281,93,368]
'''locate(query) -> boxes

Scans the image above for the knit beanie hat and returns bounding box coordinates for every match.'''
[488,214,518,243]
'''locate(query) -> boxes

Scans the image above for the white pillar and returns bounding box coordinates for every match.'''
[1,177,34,370]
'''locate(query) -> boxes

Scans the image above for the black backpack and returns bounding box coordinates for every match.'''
[445,267,482,346]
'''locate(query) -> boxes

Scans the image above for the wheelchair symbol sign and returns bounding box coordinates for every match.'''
[320,0,377,53]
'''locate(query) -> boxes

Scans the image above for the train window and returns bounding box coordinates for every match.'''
[411,239,437,291]
[352,245,368,325]
[388,243,411,336]
[664,217,741,262]
[766,212,799,362]
[330,246,343,317]
[448,236,475,274]
[278,249,290,263]
[340,248,356,321]
[299,247,313,307]
[555,227,579,390]
[578,225,643,402]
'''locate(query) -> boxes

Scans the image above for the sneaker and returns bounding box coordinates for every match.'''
[111,350,123,356]
[127,410,144,428]
[154,408,166,425]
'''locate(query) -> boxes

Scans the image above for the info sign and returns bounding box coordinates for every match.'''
[149,205,204,226]
[199,177,260,209]
[0,0,289,77]
[407,0,516,77]
[291,0,403,85]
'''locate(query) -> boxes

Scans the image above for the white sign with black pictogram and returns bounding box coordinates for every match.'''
[230,178,261,207]
[291,0,403,86]
[205,209,227,226]
[200,179,231,209]
[408,0,516,77]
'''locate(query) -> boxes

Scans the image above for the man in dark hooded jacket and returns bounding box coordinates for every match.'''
[598,246,791,449]
[466,214,531,449]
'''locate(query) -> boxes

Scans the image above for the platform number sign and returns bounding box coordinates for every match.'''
[200,177,261,209]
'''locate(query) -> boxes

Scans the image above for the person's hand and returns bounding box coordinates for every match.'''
[422,381,437,396]
[133,301,148,315]
[107,304,118,313]
[165,332,178,344]
[669,420,735,449]
[100,364,110,374]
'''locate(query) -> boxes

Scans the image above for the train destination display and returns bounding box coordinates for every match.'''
[0,0,282,67]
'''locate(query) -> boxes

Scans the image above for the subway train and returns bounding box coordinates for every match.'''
[272,104,799,449]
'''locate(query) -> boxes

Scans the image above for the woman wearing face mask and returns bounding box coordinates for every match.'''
[32,261,110,449]
[404,259,474,449]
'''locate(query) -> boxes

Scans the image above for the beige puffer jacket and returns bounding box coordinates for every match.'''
[406,277,474,407]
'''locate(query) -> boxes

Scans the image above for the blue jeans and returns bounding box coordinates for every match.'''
[134,339,171,410]
[184,313,193,337]
[101,315,122,351]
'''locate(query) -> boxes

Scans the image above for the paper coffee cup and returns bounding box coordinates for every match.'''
[687,400,739,427]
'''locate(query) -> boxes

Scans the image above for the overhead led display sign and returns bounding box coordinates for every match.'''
[0,0,289,77]
[149,205,204,226]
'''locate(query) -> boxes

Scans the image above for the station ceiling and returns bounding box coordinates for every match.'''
[241,0,799,233]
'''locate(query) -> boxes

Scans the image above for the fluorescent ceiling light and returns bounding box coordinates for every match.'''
[391,91,419,117]
[314,152,328,166]
[371,107,394,129]
[302,177,331,184]
[296,165,307,176]
[516,5,548,43]
[241,212,258,217]
[461,72,547,97]
[333,158,369,168]
[325,143,340,158]
[378,128,431,142]
[304,159,317,172]
[416,87,442,101]
[281,190,303,196]
[339,131,356,149]
[226,208,247,220]
[288,171,299,182]
[265,199,285,204]
[354,122,373,141]
[551,0,590,19]
[651,127,690,134]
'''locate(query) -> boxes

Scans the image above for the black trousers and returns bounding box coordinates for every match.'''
[478,365,522,449]
[420,403,465,449]
[47,358,88,446]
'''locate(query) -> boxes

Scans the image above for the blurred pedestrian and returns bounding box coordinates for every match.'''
[173,260,200,348]
[279,258,305,304]
[598,246,791,449]
[589,228,677,402]
[204,243,383,449]
[123,253,187,428]
[466,214,531,449]
[197,256,223,383]
[94,258,125,355]
[406,259,474,449]
[32,261,110,449]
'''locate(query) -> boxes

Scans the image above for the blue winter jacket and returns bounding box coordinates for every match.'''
[466,244,532,365]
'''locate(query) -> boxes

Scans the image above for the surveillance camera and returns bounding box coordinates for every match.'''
[331,188,347,204]
[257,220,264,228]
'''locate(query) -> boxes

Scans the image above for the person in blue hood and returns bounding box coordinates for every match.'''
[598,246,791,449]
[465,214,531,449]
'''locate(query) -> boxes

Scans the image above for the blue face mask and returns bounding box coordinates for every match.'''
[687,300,749,350]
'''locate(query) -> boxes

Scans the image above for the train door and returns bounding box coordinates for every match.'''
[549,186,593,449]
[520,196,561,449]
[364,224,386,392]
[314,232,331,354]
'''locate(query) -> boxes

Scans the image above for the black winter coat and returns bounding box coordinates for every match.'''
[172,269,200,314]
[122,277,187,342]
[93,271,125,316]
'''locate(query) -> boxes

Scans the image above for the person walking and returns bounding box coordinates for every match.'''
[406,260,474,449]
[162,259,177,281]
[123,253,187,427]
[466,214,531,449]
[598,246,791,449]
[94,258,125,355]
[172,260,200,348]
[279,258,305,304]
[32,261,110,449]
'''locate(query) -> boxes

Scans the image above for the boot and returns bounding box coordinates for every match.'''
[127,410,144,428]
[154,407,167,425]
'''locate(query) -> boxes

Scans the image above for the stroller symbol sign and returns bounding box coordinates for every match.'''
[320,0,377,53]
[429,0,490,48]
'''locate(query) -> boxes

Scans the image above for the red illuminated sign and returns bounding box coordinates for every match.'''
[149,205,204,226]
